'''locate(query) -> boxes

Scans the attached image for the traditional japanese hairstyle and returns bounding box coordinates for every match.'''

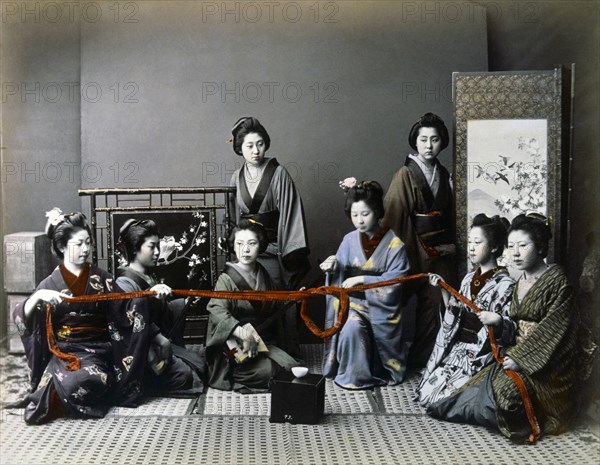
[408,112,450,151]
[117,219,160,263]
[45,207,92,259]
[343,180,385,220]
[231,116,271,156]
[470,213,510,258]
[229,218,269,254]
[508,212,552,259]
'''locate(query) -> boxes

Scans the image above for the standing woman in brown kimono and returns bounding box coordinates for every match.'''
[13,209,150,424]
[228,117,310,291]
[428,214,581,443]
[382,113,456,366]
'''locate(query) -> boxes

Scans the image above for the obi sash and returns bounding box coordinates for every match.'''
[239,158,280,244]
[56,313,108,342]
[451,308,484,344]
[405,157,453,247]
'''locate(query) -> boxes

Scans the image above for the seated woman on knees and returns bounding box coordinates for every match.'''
[206,220,299,392]
[416,214,515,407]
[320,180,413,389]
[115,219,206,396]
[428,213,581,443]
[13,209,150,424]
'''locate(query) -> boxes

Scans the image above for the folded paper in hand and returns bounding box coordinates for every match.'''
[226,324,269,364]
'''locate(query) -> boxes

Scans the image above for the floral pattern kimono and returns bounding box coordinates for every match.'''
[13,264,150,424]
[323,228,412,389]
[416,267,515,407]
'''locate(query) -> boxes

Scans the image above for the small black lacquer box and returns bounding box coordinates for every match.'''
[269,372,325,425]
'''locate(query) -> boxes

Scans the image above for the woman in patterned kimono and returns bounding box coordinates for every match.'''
[382,113,456,367]
[416,214,516,407]
[206,220,299,392]
[115,219,206,397]
[428,214,581,443]
[228,116,310,291]
[13,209,150,424]
[320,181,412,389]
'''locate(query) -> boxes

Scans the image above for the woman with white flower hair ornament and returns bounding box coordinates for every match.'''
[12,208,151,424]
[321,181,414,389]
[115,218,206,397]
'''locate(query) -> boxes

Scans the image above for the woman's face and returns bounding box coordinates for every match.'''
[507,230,543,272]
[133,235,160,270]
[351,200,379,237]
[468,226,494,266]
[241,132,266,167]
[415,127,442,163]
[61,229,91,267]
[234,229,260,266]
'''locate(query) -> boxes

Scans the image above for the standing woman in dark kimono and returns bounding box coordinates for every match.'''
[382,113,456,367]
[228,116,310,291]
[13,209,150,424]
[428,214,581,443]
[206,220,299,392]
[115,219,206,397]
[320,181,412,389]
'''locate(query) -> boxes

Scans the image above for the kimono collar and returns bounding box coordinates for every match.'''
[360,227,390,260]
[470,266,505,300]
[239,158,280,213]
[59,262,91,296]
[408,154,438,187]
[117,265,157,290]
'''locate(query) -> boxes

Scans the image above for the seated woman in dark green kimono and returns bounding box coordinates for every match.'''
[115,219,206,397]
[427,213,581,443]
[206,220,299,392]
[13,209,150,424]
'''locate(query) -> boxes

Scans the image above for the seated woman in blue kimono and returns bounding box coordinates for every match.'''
[320,181,413,389]
[115,219,206,397]
[206,220,299,392]
[13,209,150,424]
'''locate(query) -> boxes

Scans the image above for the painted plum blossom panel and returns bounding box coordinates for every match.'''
[111,210,213,290]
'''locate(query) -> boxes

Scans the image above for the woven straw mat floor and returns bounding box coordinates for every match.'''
[1,344,598,465]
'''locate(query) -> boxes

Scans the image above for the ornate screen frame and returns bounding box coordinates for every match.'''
[453,68,573,276]
[79,187,236,343]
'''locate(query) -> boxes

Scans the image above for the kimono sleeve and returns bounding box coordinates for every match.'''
[206,273,241,347]
[273,167,309,259]
[106,281,152,406]
[115,276,162,338]
[12,275,55,391]
[362,238,410,307]
[488,276,517,347]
